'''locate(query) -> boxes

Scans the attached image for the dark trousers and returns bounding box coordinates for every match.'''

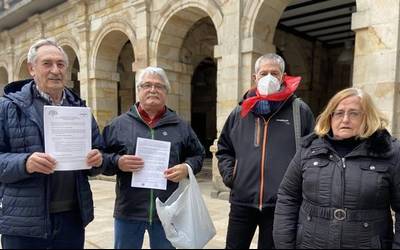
[226,204,275,249]
[1,211,85,249]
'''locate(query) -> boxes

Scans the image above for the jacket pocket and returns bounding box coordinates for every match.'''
[359,163,390,188]
[228,160,238,188]
[232,160,238,180]
[302,159,330,200]
[253,118,261,147]
[359,163,390,202]
[304,159,330,169]
[359,164,388,173]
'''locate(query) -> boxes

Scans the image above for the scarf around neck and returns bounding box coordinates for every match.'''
[240,75,301,118]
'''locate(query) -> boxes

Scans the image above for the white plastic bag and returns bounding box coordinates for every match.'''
[156,166,216,249]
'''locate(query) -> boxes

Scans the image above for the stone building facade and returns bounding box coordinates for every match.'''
[0,0,400,194]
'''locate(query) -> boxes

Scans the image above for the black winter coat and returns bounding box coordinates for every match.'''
[102,105,205,222]
[217,95,314,209]
[273,130,400,249]
[0,80,105,238]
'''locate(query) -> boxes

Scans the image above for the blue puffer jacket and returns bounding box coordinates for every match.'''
[0,80,105,238]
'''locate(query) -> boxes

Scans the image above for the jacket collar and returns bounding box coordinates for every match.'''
[3,80,84,108]
[303,130,394,158]
[128,103,180,128]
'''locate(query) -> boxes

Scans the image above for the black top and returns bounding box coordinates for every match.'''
[326,134,363,158]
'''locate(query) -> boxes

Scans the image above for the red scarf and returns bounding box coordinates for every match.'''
[240,75,301,118]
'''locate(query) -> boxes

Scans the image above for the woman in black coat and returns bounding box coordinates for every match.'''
[273,87,400,249]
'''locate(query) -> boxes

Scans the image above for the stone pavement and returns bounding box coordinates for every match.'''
[84,177,258,249]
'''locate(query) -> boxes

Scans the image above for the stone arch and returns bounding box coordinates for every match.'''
[150,0,222,64]
[89,21,136,128]
[57,35,80,62]
[60,44,81,96]
[16,55,30,80]
[243,0,290,45]
[152,4,219,156]
[0,65,8,95]
[153,7,219,117]
[90,19,136,72]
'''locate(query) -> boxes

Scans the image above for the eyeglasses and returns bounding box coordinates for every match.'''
[139,82,167,91]
[331,110,363,120]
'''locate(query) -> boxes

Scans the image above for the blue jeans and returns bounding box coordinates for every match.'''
[114,218,175,249]
[1,211,85,249]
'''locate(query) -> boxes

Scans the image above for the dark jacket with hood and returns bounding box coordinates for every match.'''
[273,130,400,249]
[216,91,314,210]
[102,104,205,222]
[0,80,105,238]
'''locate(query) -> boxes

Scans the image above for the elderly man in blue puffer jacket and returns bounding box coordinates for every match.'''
[0,38,105,249]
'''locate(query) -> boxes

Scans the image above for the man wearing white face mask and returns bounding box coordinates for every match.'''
[217,53,315,249]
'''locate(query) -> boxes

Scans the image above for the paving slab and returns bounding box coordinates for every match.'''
[85,179,258,249]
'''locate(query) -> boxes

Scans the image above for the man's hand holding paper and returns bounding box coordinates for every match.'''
[118,155,144,172]
[86,149,103,168]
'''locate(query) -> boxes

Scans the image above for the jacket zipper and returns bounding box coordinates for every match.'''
[45,177,50,238]
[134,105,156,225]
[254,118,260,146]
[259,119,268,211]
[148,128,155,225]
[341,158,346,208]
[257,98,291,211]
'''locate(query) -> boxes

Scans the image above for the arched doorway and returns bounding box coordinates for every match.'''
[190,58,217,158]
[156,9,219,157]
[62,45,81,96]
[0,67,8,95]
[92,30,135,127]
[18,59,30,80]
[117,41,135,114]
[181,17,218,158]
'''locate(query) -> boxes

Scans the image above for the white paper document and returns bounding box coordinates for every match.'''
[44,106,92,171]
[132,137,171,190]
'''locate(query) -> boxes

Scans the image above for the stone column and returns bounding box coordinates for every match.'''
[133,0,150,69]
[211,1,243,200]
[215,1,242,135]
[210,139,230,200]
[351,1,400,138]
[75,1,91,111]
[89,70,120,130]
[131,0,150,104]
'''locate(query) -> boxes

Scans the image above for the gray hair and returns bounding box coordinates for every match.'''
[137,66,171,92]
[27,38,68,66]
[254,53,285,74]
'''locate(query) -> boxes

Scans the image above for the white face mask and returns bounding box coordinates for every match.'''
[257,74,281,96]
